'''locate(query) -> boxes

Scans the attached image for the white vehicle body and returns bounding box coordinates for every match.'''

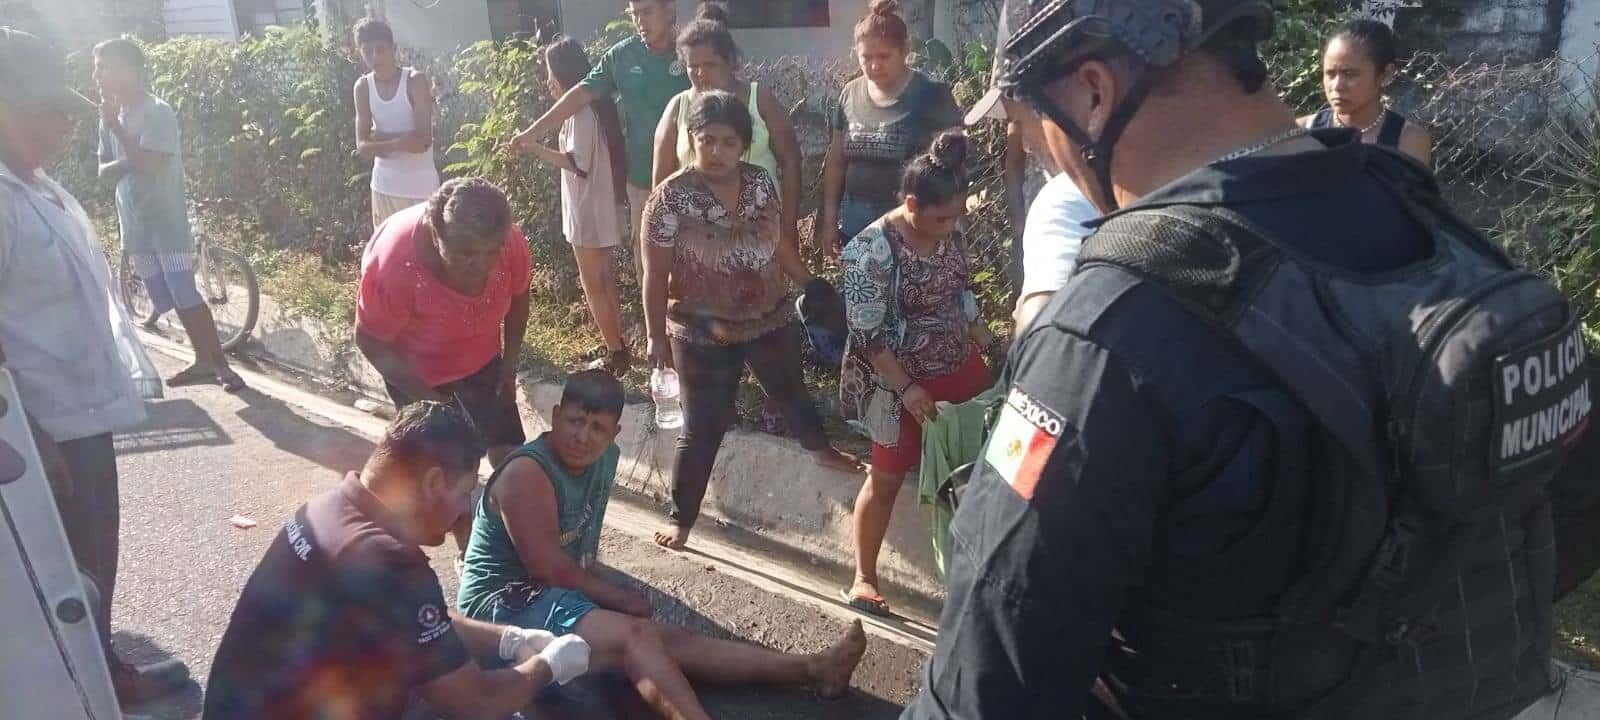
[0,366,122,719]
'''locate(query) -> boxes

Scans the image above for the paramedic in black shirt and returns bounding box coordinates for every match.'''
[203,402,592,719]
[905,1,1555,719]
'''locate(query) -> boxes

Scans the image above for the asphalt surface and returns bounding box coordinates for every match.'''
[109,348,927,719]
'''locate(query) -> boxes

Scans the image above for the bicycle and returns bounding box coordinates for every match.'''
[119,218,259,352]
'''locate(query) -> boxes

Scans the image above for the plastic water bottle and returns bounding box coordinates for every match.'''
[651,368,684,429]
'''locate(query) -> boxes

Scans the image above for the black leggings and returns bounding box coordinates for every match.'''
[668,323,828,529]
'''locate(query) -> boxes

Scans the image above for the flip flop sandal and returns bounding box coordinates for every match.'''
[606,349,634,378]
[167,366,219,387]
[840,589,894,618]
[217,371,247,394]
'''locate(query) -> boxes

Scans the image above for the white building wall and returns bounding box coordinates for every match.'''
[374,0,493,58]
[1,0,122,49]
[557,0,942,64]
[1561,0,1600,103]
[162,0,240,40]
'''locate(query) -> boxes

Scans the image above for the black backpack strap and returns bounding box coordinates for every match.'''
[1076,204,1276,324]
[1377,109,1406,148]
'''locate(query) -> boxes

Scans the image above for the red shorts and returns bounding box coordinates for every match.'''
[871,347,990,474]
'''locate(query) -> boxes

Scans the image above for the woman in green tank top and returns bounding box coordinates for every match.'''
[651,3,802,249]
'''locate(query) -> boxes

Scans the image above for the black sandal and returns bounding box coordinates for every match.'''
[217,370,247,393]
[584,348,633,378]
[167,366,218,387]
[840,589,894,618]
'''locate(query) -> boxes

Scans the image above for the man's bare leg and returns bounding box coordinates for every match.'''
[576,610,712,720]
[575,609,868,716]
[172,304,243,390]
[658,619,866,697]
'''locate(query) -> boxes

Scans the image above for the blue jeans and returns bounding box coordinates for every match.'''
[837,197,892,249]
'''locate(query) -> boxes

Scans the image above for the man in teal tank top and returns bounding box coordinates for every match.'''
[457,371,868,719]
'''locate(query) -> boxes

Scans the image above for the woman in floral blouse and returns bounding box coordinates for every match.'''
[841,131,1000,615]
[642,91,862,550]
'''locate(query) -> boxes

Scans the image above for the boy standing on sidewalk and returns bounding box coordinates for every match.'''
[352,18,440,229]
[94,38,243,392]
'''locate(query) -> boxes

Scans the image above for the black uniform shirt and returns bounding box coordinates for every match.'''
[203,474,468,720]
[905,132,1429,719]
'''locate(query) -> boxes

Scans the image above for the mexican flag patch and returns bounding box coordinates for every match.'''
[983,388,1063,501]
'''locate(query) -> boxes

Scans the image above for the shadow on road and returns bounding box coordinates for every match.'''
[115,399,232,456]
[112,630,204,719]
[232,389,375,475]
[678,541,938,645]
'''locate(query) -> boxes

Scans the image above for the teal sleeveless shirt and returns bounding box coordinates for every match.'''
[457,434,620,618]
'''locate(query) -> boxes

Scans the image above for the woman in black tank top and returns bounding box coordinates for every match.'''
[1298,19,1433,167]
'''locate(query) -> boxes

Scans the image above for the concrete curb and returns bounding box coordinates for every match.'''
[214,290,950,606]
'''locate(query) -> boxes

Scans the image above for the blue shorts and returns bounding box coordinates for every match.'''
[484,585,598,637]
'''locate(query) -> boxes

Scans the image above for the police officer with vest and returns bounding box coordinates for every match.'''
[906,1,1578,718]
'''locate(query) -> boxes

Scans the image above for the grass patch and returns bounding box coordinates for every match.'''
[1558,575,1600,669]
[252,249,358,326]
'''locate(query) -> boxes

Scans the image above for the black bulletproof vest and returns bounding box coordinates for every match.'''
[1076,133,1572,719]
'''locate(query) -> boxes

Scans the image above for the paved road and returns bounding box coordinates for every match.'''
[110,348,925,719]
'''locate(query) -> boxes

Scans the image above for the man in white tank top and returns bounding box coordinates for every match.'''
[352,19,440,230]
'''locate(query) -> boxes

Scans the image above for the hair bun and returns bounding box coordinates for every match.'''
[926,130,969,173]
[696,2,730,25]
[869,0,901,19]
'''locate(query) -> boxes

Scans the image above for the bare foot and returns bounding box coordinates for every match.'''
[811,620,868,699]
[654,524,691,550]
[814,447,864,473]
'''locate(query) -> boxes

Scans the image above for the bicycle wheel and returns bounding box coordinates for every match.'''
[196,244,259,351]
[118,254,157,324]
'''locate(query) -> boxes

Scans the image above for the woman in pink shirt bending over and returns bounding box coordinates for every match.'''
[355,177,532,552]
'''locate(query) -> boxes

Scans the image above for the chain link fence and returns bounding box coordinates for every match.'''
[1393,50,1600,338]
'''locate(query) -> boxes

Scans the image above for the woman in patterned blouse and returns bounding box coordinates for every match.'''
[642,91,863,550]
[841,131,1000,616]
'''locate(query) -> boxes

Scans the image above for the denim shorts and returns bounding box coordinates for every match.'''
[483,582,598,637]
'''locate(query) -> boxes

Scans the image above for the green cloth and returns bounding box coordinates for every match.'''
[918,385,1003,581]
[98,94,193,254]
[580,36,690,188]
[456,434,620,618]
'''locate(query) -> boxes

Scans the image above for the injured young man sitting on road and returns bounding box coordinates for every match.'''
[455,369,867,720]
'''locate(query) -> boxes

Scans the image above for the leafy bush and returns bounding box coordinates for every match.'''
[446,39,578,302]
[1263,0,1351,115]
[47,12,1349,377]
[1499,87,1600,344]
